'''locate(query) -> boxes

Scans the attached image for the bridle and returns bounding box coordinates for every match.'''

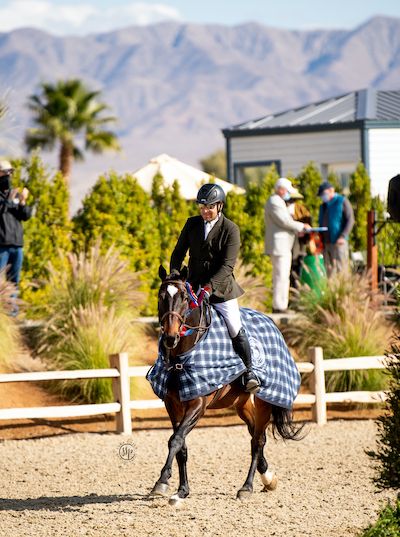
[159,279,211,337]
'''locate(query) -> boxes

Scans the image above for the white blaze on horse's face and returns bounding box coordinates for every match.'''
[167,285,178,298]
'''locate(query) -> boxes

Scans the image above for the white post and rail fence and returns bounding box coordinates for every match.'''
[0,348,390,435]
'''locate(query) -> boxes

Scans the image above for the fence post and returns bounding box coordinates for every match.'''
[110,353,132,435]
[308,347,327,425]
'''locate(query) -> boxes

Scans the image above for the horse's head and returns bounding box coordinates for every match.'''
[158,265,190,349]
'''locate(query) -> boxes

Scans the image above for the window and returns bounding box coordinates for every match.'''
[233,160,281,189]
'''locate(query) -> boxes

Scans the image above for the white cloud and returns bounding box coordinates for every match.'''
[0,1,183,35]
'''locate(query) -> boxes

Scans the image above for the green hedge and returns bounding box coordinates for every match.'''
[13,154,400,317]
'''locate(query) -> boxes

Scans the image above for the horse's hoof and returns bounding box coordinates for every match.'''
[261,471,277,491]
[169,494,184,508]
[237,488,252,500]
[150,483,169,496]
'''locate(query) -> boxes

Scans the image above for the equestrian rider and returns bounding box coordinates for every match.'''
[170,183,260,394]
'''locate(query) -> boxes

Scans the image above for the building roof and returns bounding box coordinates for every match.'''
[223,89,400,135]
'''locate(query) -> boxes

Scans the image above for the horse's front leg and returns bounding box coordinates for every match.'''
[150,396,207,505]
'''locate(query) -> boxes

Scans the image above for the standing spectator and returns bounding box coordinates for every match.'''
[0,161,31,314]
[264,178,311,313]
[317,181,354,277]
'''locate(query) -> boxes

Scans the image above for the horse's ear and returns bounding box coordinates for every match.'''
[159,265,167,281]
[181,266,188,281]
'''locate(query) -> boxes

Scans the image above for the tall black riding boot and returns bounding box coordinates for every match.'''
[232,328,260,394]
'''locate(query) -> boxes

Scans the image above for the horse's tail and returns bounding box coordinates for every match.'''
[271,406,308,441]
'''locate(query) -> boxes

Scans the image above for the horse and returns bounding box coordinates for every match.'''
[149,265,304,506]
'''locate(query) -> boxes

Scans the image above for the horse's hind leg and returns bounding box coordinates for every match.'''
[237,398,274,500]
[236,396,269,478]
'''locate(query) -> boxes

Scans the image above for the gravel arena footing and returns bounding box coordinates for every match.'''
[0,420,394,537]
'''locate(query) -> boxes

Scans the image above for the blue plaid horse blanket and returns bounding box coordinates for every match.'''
[147,307,300,409]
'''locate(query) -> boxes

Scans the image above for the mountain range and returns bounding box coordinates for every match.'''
[1,15,400,212]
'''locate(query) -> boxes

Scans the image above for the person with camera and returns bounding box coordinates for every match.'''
[170,183,260,393]
[0,161,31,313]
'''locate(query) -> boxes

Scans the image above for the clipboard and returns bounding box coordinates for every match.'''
[304,227,328,233]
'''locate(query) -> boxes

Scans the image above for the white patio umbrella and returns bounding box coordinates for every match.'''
[131,153,245,199]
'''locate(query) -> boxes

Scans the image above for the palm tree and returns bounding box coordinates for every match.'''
[25,78,122,185]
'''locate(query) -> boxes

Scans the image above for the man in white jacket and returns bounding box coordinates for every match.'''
[264,178,311,313]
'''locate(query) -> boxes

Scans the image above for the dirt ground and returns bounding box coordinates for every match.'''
[0,333,395,536]
[0,420,394,537]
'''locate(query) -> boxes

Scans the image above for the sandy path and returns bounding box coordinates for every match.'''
[0,420,394,537]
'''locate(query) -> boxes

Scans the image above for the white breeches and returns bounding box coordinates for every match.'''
[212,298,242,338]
[270,253,292,311]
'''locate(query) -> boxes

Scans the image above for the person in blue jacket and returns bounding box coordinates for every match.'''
[318,181,354,277]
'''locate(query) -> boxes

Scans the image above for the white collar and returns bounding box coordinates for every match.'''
[204,214,220,238]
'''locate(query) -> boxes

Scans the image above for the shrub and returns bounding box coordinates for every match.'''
[366,336,400,491]
[359,500,400,537]
[349,161,372,253]
[72,170,196,314]
[283,270,394,392]
[371,196,400,267]
[294,161,322,223]
[199,149,227,181]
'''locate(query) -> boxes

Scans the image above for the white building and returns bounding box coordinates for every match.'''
[222,89,400,199]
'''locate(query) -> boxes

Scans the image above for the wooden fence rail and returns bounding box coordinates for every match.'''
[0,349,390,434]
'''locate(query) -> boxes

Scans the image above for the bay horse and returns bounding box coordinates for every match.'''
[149,266,304,506]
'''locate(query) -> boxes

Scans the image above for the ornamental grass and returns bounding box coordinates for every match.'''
[36,238,147,403]
[283,269,394,392]
[48,303,136,404]
[0,272,23,371]
[236,259,269,312]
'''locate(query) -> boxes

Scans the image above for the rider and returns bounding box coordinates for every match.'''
[170,183,260,394]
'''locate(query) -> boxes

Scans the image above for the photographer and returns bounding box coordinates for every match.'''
[0,160,31,314]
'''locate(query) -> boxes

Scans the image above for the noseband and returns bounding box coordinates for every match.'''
[160,309,185,326]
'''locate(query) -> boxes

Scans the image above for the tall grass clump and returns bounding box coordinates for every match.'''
[235,259,269,312]
[49,304,136,403]
[36,239,146,403]
[283,270,394,392]
[0,272,22,371]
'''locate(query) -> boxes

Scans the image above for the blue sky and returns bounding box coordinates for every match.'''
[1,0,400,35]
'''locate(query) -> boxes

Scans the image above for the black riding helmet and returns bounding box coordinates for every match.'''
[196,183,226,205]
